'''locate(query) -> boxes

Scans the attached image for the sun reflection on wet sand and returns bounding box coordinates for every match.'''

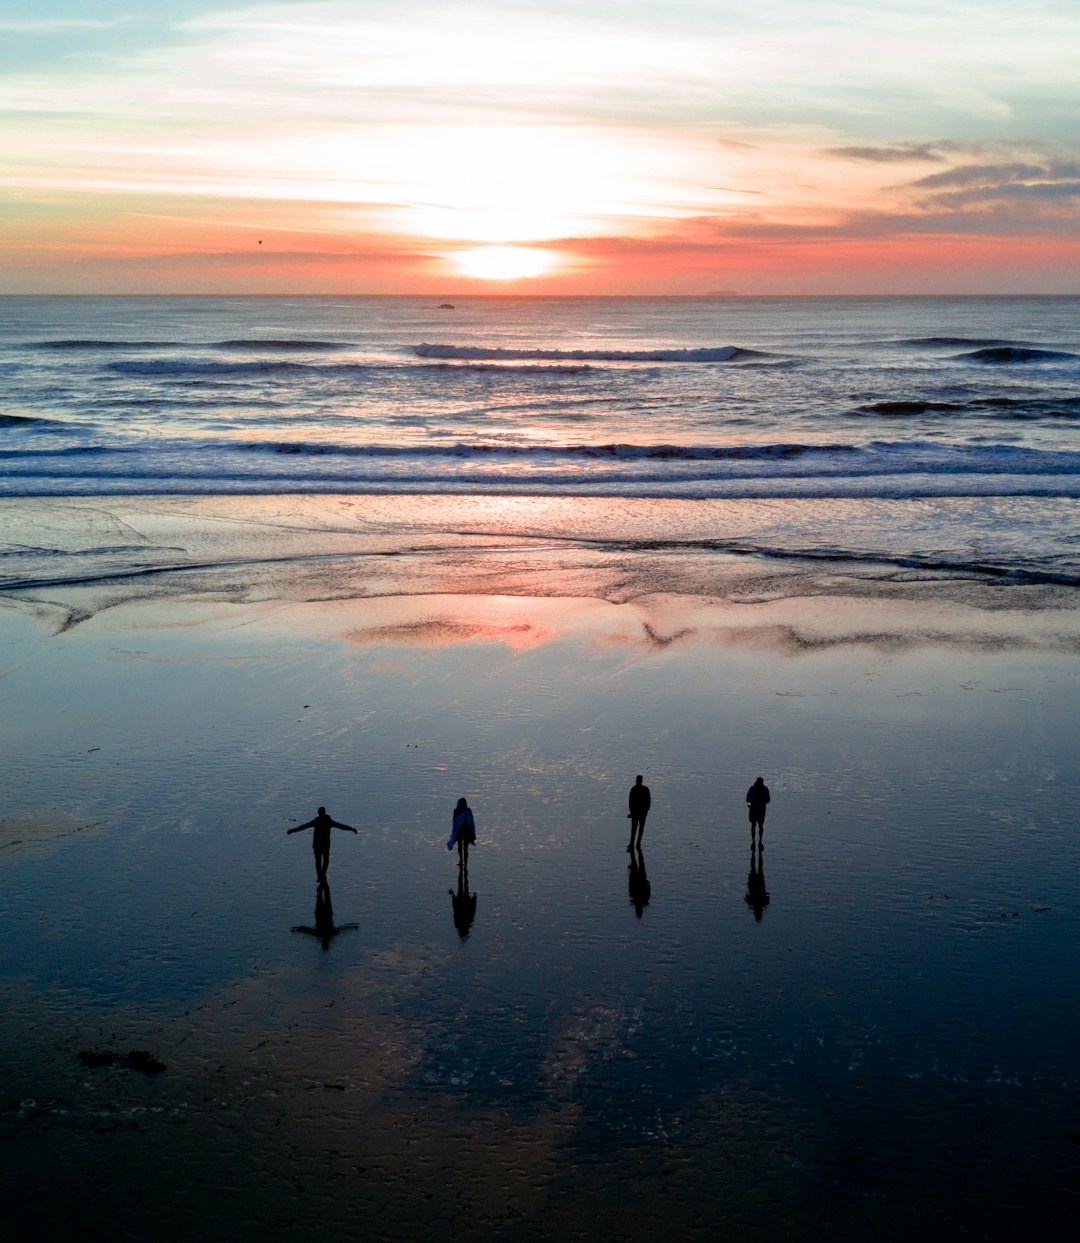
[2,493,1080,1241]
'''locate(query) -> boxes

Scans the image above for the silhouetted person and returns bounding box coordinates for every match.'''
[449,869,478,939]
[745,842,770,921]
[447,796,476,868]
[288,805,357,880]
[291,879,359,950]
[746,776,770,843]
[628,846,651,917]
[627,774,651,851]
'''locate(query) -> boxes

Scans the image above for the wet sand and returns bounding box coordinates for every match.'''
[2,496,1080,1240]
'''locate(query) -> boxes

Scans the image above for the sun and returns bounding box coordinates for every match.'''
[454,245,555,281]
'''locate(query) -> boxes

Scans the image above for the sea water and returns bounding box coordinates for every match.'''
[2,295,1079,585]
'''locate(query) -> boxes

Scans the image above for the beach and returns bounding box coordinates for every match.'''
[3,489,1080,1241]
[3,295,1080,1238]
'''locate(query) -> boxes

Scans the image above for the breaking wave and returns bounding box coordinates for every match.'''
[413,343,764,363]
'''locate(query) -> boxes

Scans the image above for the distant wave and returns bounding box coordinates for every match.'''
[851,400,967,417]
[414,343,763,363]
[32,339,172,351]
[106,359,356,377]
[0,445,120,459]
[103,357,602,379]
[898,336,1016,348]
[0,413,60,427]
[7,438,1076,481]
[104,355,606,377]
[851,397,1080,421]
[212,339,347,351]
[957,346,1079,364]
[32,337,349,353]
[425,361,598,375]
[259,440,852,462]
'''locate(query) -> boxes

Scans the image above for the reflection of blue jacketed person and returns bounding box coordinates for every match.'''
[448,796,477,866]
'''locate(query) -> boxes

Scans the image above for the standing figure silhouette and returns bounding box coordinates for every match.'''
[447,796,477,868]
[746,777,770,844]
[628,774,651,851]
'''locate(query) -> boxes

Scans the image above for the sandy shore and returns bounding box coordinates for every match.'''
[2,495,1079,1240]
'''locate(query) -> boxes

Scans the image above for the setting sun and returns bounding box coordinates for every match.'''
[453,245,558,281]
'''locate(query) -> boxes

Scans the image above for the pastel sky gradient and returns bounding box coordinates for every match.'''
[3,0,1079,293]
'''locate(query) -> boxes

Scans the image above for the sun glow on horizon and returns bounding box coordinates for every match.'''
[2,2,1080,293]
[453,245,558,281]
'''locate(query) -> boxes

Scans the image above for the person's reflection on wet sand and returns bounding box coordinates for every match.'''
[628,846,651,917]
[745,842,770,921]
[291,879,358,950]
[449,868,477,939]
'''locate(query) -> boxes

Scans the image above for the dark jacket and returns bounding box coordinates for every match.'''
[746,782,770,811]
[629,783,651,816]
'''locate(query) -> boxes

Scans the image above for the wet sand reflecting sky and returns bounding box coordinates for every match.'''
[2,534,1079,1240]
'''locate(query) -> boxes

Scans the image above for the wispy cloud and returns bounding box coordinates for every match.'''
[825,143,954,164]
[2,1,1080,291]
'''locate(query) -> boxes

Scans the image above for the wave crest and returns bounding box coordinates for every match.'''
[414,343,761,363]
[957,346,1079,364]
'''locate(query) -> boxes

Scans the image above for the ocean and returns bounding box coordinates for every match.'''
[2,295,1079,588]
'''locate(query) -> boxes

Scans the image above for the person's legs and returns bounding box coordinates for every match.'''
[314,841,329,878]
[635,814,647,848]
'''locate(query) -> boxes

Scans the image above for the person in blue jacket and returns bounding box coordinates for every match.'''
[447,796,477,867]
[746,777,770,843]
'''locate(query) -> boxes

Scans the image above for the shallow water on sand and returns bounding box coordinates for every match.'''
[2,588,1079,1240]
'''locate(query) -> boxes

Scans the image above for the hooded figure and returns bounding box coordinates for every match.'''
[447,796,477,865]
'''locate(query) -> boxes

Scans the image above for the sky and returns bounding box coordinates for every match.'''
[2,0,1079,294]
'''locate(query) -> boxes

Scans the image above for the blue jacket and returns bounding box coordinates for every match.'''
[448,807,476,847]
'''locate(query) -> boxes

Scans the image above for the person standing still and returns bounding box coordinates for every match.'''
[746,777,770,843]
[628,774,651,851]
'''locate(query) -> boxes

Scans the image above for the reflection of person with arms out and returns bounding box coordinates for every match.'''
[287,805,357,881]
[627,774,651,852]
[292,879,359,949]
